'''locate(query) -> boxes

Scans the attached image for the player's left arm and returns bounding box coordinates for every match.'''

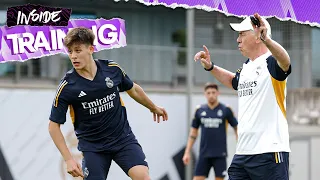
[126,83,156,110]
[126,83,168,122]
[226,106,238,141]
[114,62,168,122]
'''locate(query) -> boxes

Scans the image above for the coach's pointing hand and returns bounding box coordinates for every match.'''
[194,45,212,70]
[151,106,168,123]
[251,13,271,42]
[66,159,84,178]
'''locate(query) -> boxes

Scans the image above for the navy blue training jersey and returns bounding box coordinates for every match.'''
[192,103,238,158]
[49,59,137,152]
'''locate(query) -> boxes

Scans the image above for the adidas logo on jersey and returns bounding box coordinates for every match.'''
[78,91,87,97]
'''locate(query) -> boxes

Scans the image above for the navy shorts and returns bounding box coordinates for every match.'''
[81,142,148,180]
[194,156,227,178]
[228,152,289,180]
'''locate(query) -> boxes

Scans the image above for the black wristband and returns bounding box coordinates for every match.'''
[204,62,214,71]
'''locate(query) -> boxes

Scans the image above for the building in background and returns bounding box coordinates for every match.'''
[0,0,319,89]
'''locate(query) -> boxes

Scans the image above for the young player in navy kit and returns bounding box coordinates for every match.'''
[183,83,238,180]
[48,27,168,180]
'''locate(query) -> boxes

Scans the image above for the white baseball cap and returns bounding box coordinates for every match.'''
[229,16,272,37]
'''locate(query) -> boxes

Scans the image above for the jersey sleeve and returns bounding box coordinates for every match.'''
[231,68,242,90]
[267,56,292,81]
[49,80,70,124]
[191,106,201,129]
[225,106,238,127]
[108,61,134,92]
[119,71,134,92]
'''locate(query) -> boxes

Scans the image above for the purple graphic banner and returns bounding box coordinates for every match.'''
[137,0,320,27]
[0,18,127,62]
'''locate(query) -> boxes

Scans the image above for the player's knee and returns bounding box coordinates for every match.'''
[193,176,206,180]
[142,175,151,180]
[128,165,150,180]
[131,173,150,180]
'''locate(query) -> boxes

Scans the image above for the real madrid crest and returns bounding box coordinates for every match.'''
[217,109,223,117]
[105,77,114,88]
[256,66,262,76]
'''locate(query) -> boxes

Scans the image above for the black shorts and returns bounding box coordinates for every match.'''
[194,156,227,178]
[228,152,289,180]
[81,142,148,180]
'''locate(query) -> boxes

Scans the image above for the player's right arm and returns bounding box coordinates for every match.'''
[183,107,200,165]
[194,45,236,89]
[183,128,199,165]
[48,80,84,178]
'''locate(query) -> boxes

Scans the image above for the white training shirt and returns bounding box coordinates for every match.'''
[231,51,292,155]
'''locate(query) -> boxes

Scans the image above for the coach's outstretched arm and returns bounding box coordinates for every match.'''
[252,13,291,72]
[126,83,168,123]
[48,121,84,178]
[194,45,235,89]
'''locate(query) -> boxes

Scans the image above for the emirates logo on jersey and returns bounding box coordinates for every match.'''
[81,92,116,115]
[238,81,257,97]
[201,117,222,128]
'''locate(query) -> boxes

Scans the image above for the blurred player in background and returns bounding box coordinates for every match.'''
[182,83,238,180]
[194,13,291,180]
[48,27,168,180]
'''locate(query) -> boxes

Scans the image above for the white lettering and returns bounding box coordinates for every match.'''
[17,11,30,25]
[201,118,222,128]
[56,29,67,50]
[89,101,114,115]
[6,34,19,54]
[97,101,114,114]
[5,24,119,54]
[92,25,98,45]
[97,24,118,45]
[16,9,62,25]
[17,11,22,25]
[50,30,57,50]
[38,11,50,23]
[19,33,36,53]
[31,9,39,23]
[89,107,97,115]
[82,102,88,109]
[50,10,62,22]
[81,92,117,115]
[34,31,51,51]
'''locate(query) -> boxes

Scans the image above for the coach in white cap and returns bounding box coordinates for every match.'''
[194,13,292,180]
